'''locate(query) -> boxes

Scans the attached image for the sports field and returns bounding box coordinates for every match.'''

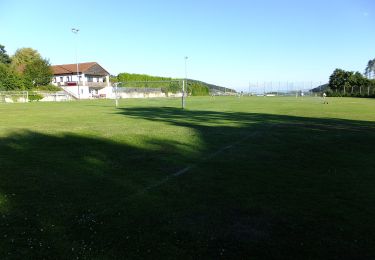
[1,96,375,259]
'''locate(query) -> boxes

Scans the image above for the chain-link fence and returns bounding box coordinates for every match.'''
[246,81,325,96]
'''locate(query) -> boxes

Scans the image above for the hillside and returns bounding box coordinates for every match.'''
[187,79,236,94]
[311,83,329,93]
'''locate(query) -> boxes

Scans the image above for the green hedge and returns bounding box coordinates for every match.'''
[28,92,43,102]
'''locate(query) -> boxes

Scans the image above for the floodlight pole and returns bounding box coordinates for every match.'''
[72,28,80,99]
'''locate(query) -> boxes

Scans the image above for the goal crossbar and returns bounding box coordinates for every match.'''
[114,80,187,109]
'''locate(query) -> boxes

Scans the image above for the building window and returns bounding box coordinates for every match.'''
[60,77,63,82]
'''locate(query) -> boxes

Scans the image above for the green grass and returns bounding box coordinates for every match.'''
[1,96,375,259]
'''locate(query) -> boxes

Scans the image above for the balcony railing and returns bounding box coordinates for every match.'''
[86,82,109,87]
[57,82,109,88]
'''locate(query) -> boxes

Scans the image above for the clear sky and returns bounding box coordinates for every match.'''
[0,0,374,90]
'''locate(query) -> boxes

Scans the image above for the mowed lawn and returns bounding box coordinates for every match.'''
[1,96,375,259]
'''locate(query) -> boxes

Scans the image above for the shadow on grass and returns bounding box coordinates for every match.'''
[0,107,375,259]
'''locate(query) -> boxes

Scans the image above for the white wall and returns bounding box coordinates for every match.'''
[98,87,115,99]
[40,93,73,102]
[117,92,167,99]
[61,85,90,99]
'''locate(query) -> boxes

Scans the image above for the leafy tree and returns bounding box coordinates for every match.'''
[328,68,374,96]
[0,63,25,90]
[164,82,180,93]
[0,44,11,64]
[188,82,209,96]
[0,46,53,91]
[11,48,42,73]
[23,58,53,88]
[110,75,118,83]
[349,72,368,95]
[365,58,375,79]
[117,73,172,83]
[328,69,352,93]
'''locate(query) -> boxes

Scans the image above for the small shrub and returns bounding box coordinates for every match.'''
[35,84,61,91]
[28,92,43,102]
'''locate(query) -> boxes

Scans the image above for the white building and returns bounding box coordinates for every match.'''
[51,62,114,99]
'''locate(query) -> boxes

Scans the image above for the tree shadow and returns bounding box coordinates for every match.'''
[119,106,375,157]
[0,107,375,259]
[0,130,201,259]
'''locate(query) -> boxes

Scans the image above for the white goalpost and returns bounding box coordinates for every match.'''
[0,91,29,103]
[114,80,187,109]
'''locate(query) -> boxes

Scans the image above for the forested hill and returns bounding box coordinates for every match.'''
[114,73,236,93]
[311,83,329,93]
[187,79,236,94]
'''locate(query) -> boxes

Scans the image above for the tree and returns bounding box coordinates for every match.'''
[328,68,374,96]
[188,82,209,96]
[0,46,53,91]
[0,63,25,90]
[23,58,53,88]
[365,59,375,79]
[11,48,42,73]
[0,44,11,64]
[328,69,352,93]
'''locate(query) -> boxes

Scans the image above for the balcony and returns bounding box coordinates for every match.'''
[86,82,109,88]
[57,81,109,88]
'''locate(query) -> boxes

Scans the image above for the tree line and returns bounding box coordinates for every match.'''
[115,72,210,96]
[1,43,226,96]
[0,44,56,91]
[327,58,375,97]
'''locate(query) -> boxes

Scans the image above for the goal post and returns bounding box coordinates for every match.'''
[114,80,186,109]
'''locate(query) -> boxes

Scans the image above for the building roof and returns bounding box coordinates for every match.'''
[51,62,110,76]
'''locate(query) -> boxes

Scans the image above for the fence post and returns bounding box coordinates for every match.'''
[182,80,186,109]
[115,84,119,108]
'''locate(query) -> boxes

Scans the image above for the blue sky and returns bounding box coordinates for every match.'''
[0,0,374,90]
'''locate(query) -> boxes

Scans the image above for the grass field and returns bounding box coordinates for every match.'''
[1,96,375,259]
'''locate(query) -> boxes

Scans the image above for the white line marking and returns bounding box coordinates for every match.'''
[99,129,267,214]
[132,130,262,197]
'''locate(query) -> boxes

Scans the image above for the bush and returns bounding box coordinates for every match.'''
[188,82,209,96]
[161,82,181,94]
[28,92,43,102]
[0,63,26,90]
[34,84,61,91]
